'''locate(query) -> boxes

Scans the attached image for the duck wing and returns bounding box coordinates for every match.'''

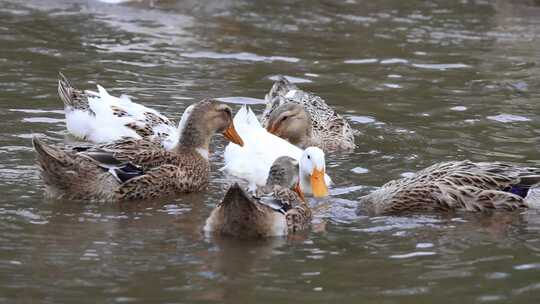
[361,161,538,215]
[59,73,178,147]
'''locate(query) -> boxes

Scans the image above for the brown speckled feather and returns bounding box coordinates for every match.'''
[205,183,310,238]
[261,76,355,151]
[34,137,119,202]
[34,137,209,202]
[58,73,177,143]
[116,160,209,200]
[58,72,95,115]
[359,160,539,215]
[34,99,240,202]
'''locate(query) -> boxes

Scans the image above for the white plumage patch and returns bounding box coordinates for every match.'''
[222,105,332,193]
[526,187,540,209]
[269,213,288,236]
[64,85,179,148]
[284,89,299,99]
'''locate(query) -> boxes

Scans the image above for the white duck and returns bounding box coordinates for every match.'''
[58,73,181,150]
[223,105,332,195]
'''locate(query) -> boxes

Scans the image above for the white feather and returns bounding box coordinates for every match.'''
[269,213,288,236]
[65,85,179,149]
[525,186,540,209]
[223,105,331,193]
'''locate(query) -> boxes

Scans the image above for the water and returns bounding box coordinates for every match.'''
[1,0,540,302]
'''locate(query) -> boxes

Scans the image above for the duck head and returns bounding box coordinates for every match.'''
[175,99,244,155]
[266,156,304,201]
[299,147,329,197]
[266,103,313,148]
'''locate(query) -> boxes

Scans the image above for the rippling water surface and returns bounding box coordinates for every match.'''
[1,0,540,302]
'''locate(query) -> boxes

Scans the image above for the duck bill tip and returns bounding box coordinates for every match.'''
[223,124,244,147]
[310,169,329,198]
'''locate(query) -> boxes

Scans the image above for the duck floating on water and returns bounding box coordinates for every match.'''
[261,76,355,152]
[223,105,331,194]
[205,156,314,238]
[58,73,180,150]
[358,160,540,215]
[33,99,244,202]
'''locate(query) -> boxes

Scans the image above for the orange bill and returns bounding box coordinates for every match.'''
[310,168,329,197]
[294,182,306,202]
[223,123,244,147]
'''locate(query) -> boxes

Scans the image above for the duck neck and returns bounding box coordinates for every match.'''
[295,131,315,149]
[172,121,211,160]
[289,122,314,149]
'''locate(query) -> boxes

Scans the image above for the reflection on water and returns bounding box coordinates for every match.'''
[1,0,540,302]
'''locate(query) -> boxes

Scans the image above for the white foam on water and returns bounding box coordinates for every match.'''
[381,58,409,64]
[412,63,470,70]
[487,114,531,123]
[181,51,299,63]
[269,75,312,83]
[348,115,376,124]
[351,167,369,174]
[23,117,65,124]
[215,97,265,105]
[344,58,379,64]
[390,251,437,259]
[450,106,467,111]
[384,83,402,89]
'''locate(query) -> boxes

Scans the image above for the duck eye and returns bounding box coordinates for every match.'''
[307,155,311,160]
[281,116,288,121]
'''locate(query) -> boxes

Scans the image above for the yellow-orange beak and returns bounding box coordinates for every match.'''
[223,123,244,147]
[294,182,305,202]
[310,168,328,197]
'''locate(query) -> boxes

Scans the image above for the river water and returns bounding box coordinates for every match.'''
[1,0,540,302]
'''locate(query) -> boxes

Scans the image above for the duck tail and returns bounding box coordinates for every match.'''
[509,175,540,198]
[58,72,87,111]
[220,183,258,210]
[267,76,296,101]
[233,104,261,129]
[215,183,266,237]
[262,76,297,124]
[33,137,77,194]
[33,136,64,166]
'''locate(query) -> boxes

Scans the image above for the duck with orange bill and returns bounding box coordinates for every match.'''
[222,105,332,193]
[33,99,244,202]
[205,156,316,238]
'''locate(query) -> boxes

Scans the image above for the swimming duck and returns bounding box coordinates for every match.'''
[222,105,331,194]
[205,156,312,238]
[261,76,355,151]
[358,161,540,215]
[58,73,180,150]
[33,99,244,202]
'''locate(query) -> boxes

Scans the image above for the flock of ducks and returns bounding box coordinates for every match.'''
[33,74,540,239]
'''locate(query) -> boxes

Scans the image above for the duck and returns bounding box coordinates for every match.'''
[222,105,331,194]
[33,99,244,202]
[204,156,312,238]
[57,73,180,150]
[357,160,540,215]
[261,76,355,152]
